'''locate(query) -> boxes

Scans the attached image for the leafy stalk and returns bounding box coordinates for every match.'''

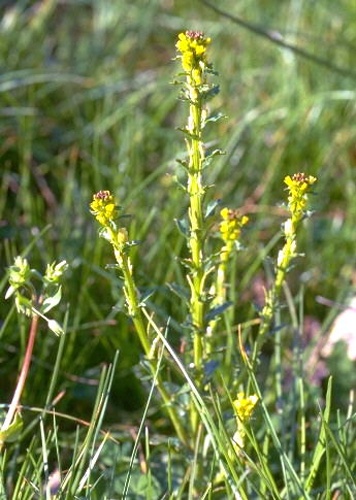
[176,31,212,374]
[254,174,317,361]
[90,191,188,446]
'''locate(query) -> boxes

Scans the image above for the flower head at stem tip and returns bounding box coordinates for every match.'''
[90,190,117,227]
[284,173,316,219]
[233,392,258,423]
[176,31,212,86]
[219,208,248,245]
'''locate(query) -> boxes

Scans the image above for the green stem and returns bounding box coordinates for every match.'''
[253,217,300,364]
[206,245,230,346]
[120,256,152,355]
[187,94,205,370]
[186,88,206,436]
[119,252,188,447]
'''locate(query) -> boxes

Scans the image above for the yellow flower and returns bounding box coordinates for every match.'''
[176,31,211,85]
[232,392,258,423]
[231,392,258,451]
[117,228,129,246]
[219,208,248,244]
[284,173,316,218]
[90,190,117,227]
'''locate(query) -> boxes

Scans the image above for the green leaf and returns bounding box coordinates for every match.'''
[174,217,189,237]
[15,295,33,316]
[205,198,221,218]
[203,148,225,168]
[205,301,233,322]
[138,288,156,306]
[167,282,189,301]
[205,112,226,123]
[0,413,23,444]
[41,285,62,314]
[304,376,333,493]
[113,471,162,498]
[202,84,220,100]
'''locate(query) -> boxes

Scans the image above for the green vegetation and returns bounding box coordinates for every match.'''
[1,1,355,498]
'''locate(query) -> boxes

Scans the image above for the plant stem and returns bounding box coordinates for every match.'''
[187,93,206,371]
[91,192,188,445]
[185,85,208,439]
[1,312,39,434]
[120,256,152,356]
[120,253,188,446]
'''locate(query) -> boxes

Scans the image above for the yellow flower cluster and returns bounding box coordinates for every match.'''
[90,190,129,255]
[90,190,116,227]
[219,208,248,244]
[232,392,258,423]
[284,173,316,220]
[176,30,211,85]
[232,392,258,451]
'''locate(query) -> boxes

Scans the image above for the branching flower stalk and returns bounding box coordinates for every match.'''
[257,173,317,345]
[207,208,248,345]
[1,257,67,448]
[175,31,215,371]
[90,191,187,446]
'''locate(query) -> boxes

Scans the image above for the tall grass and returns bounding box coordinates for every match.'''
[1,0,355,498]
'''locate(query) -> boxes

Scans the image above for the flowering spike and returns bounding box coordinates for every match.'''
[176,30,211,86]
[232,392,258,450]
[90,190,117,227]
[284,173,316,221]
[233,392,258,423]
[258,172,317,340]
[219,208,248,245]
